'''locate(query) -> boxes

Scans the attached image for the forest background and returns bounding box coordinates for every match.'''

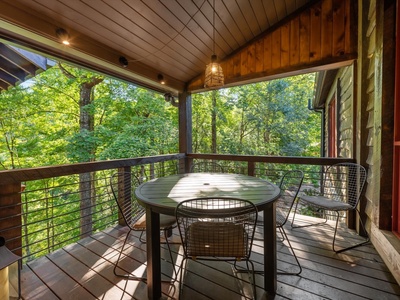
[0,62,320,260]
[0,62,320,170]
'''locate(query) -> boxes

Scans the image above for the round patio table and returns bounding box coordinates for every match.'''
[135,172,280,299]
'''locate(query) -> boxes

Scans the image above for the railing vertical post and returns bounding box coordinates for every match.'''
[248,161,255,176]
[117,167,131,227]
[178,92,192,173]
[150,163,155,179]
[0,183,22,256]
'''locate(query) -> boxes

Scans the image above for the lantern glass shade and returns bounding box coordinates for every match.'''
[204,61,224,88]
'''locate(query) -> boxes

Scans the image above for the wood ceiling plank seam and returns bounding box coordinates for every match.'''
[117,0,209,70]
[280,23,290,67]
[206,0,241,53]
[88,0,172,50]
[32,0,179,73]
[0,82,10,91]
[1,45,38,75]
[0,70,19,86]
[64,0,177,61]
[180,0,232,58]
[259,1,272,30]
[264,0,279,27]
[29,0,159,58]
[228,0,255,43]
[285,0,297,15]
[171,0,233,58]
[203,0,237,56]
[251,0,271,33]
[273,0,288,21]
[0,59,27,81]
[332,0,345,57]
[80,0,201,76]
[296,0,308,7]
[236,0,262,38]
[220,0,248,47]
[35,0,198,80]
[321,0,333,58]
[299,9,311,64]
[310,3,322,62]
[102,0,211,71]
[155,0,212,57]
[144,0,212,62]
[289,17,300,65]
[344,0,355,55]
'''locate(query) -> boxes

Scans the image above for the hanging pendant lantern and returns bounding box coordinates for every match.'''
[204,0,224,88]
[204,54,224,88]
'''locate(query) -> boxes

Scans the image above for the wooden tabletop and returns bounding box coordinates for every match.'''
[135,173,280,214]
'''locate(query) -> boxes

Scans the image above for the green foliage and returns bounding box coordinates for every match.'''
[0,60,322,262]
[192,73,321,157]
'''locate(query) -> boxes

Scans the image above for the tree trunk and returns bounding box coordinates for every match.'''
[78,79,103,238]
[211,90,217,153]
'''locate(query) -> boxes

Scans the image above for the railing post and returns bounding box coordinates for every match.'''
[248,162,255,176]
[117,167,131,227]
[0,183,22,256]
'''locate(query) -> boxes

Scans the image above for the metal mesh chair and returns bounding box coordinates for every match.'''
[256,170,304,275]
[190,161,224,173]
[176,197,258,299]
[110,172,177,280]
[291,163,369,253]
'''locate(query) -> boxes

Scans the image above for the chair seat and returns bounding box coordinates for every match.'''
[132,214,176,229]
[299,195,352,210]
[187,221,247,258]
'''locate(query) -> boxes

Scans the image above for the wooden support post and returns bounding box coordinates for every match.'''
[0,183,22,256]
[178,91,192,173]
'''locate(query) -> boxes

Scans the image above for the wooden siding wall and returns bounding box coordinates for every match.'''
[364,0,380,227]
[188,0,357,91]
[324,66,354,159]
[358,0,400,285]
[338,67,355,158]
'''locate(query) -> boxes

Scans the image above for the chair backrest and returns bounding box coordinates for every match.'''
[110,172,144,228]
[276,170,304,227]
[190,161,224,173]
[176,197,257,260]
[322,163,367,209]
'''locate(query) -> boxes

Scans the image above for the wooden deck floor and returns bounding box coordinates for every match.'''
[20,215,400,299]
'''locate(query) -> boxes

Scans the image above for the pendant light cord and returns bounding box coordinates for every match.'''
[213,0,216,55]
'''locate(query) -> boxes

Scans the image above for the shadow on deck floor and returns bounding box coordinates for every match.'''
[20,215,400,299]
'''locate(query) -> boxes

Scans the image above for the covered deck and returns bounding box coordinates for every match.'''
[1,0,400,297]
[21,214,400,299]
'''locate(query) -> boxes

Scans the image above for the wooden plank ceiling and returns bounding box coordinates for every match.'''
[0,0,356,95]
[0,43,47,92]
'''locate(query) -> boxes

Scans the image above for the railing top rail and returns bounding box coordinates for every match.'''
[0,153,185,185]
[187,153,355,165]
[0,152,356,185]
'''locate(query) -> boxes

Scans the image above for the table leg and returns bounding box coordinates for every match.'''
[263,201,277,295]
[146,207,161,299]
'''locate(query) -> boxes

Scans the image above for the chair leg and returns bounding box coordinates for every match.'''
[178,257,188,298]
[139,230,146,243]
[333,210,370,253]
[233,260,257,300]
[278,227,302,275]
[113,230,145,281]
[291,200,328,229]
[163,228,178,282]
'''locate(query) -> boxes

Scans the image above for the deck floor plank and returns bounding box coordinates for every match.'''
[21,264,59,300]
[20,215,400,299]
